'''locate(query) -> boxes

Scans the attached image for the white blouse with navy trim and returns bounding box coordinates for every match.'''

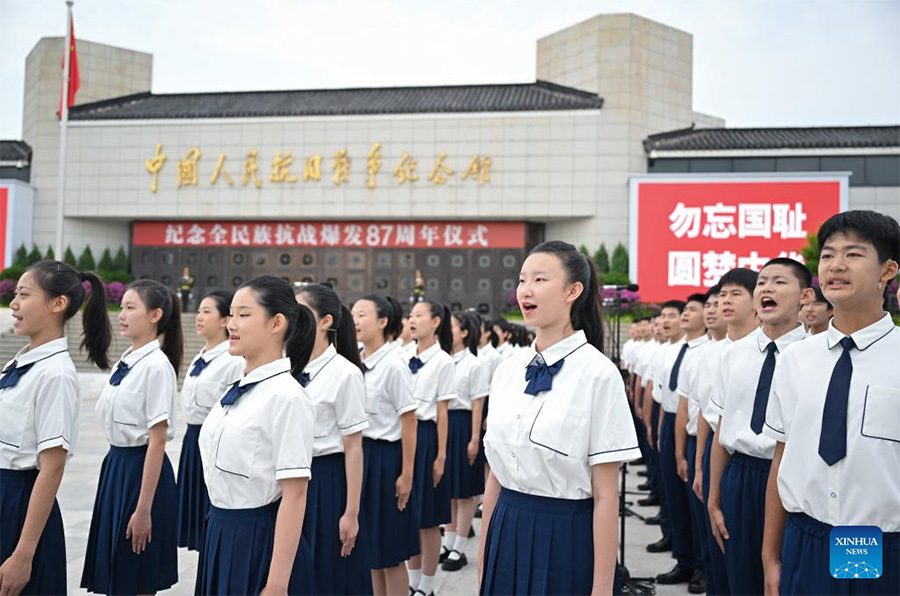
[181,340,245,426]
[410,342,457,422]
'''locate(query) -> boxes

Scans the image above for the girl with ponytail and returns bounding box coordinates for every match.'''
[294,284,371,594]
[352,294,419,596]
[82,278,182,594]
[478,241,639,595]
[196,276,317,594]
[406,300,456,596]
[0,261,110,595]
[176,290,244,552]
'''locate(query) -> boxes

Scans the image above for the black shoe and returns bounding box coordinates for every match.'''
[656,565,692,584]
[439,545,450,563]
[638,495,659,506]
[646,536,672,553]
[475,504,483,518]
[413,591,434,596]
[637,470,649,477]
[644,514,661,525]
[632,456,646,465]
[468,526,476,538]
[688,568,707,594]
[637,481,653,491]
[441,551,468,572]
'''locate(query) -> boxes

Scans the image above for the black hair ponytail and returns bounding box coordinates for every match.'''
[361,293,403,341]
[453,312,480,355]
[27,261,112,369]
[423,300,453,354]
[204,290,234,342]
[245,276,314,376]
[385,296,404,341]
[480,315,499,348]
[295,283,363,372]
[528,240,606,352]
[129,279,184,376]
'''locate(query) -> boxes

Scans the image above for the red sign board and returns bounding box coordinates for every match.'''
[629,175,847,302]
[133,220,526,250]
[0,187,8,268]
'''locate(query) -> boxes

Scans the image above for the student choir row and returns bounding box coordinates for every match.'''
[1,211,898,596]
[621,209,899,596]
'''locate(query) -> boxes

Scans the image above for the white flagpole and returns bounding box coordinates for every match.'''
[55,0,74,258]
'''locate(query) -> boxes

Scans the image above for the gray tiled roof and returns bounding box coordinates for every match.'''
[644,126,900,152]
[68,81,603,120]
[0,140,32,162]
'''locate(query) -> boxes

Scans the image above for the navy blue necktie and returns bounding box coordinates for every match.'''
[220,380,259,406]
[750,341,778,434]
[409,357,424,375]
[0,361,35,390]
[524,357,564,395]
[668,343,690,391]
[109,361,131,386]
[297,372,311,388]
[818,337,856,465]
[189,358,210,378]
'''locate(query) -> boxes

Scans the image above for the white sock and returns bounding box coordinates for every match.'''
[442,530,457,550]
[418,574,435,595]
[449,535,468,559]
[408,568,421,590]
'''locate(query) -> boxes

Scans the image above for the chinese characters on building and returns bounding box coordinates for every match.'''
[143,143,493,193]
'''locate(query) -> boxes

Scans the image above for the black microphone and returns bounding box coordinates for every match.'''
[602,284,639,292]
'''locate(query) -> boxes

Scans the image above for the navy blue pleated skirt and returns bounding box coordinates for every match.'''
[361,438,420,569]
[413,420,451,529]
[303,453,372,595]
[177,423,209,551]
[0,468,67,595]
[446,409,485,499]
[81,445,179,594]
[197,499,317,595]
[781,513,899,595]
[481,488,620,595]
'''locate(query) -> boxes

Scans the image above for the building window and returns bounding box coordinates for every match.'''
[162,252,175,265]
[161,275,172,285]
[207,252,219,265]
[450,278,464,291]
[254,253,267,266]
[139,252,151,265]
[478,279,491,291]
[399,277,411,291]
[232,253,244,266]
[327,277,339,287]
[451,302,463,312]
[502,255,517,268]
[301,276,314,283]
[451,254,465,268]
[349,252,366,270]
[325,253,341,268]
[376,253,392,268]
[426,254,440,268]
[426,279,439,291]
[301,253,314,266]
[398,252,415,268]
[349,277,365,291]
[280,253,291,266]
[375,276,390,291]
[232,276,243,287]
[502,279,516,292]
[207,276,218,286]
[477,303,491,314]
[478,255,491,268]
[185,252,197,265]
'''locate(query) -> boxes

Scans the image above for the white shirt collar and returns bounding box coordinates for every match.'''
[304,344,337,376]
[478,343,497,356]
[756,323,807,353]
[452,348,471,363]
[362,341,396,370]
[685,334,710,349]
[14,337,69,366]
[826,312,896,351]
[200,339,232,362]
[528,329,588,367]
[416,341,442,364]
[121,338,161,366]
[239,357,291,387]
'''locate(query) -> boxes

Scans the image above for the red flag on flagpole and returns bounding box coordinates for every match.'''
[58,17,80,119]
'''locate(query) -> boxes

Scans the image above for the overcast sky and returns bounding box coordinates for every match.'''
[1,0,898,139]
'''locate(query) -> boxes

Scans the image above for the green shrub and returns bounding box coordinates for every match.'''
[27,244,42,265]
[0,266,25,281]
[602,271,630,286]
[63,245,77,266]
[98,248,114,271]
[112,246,129,272]
[594,243,610,274]
[13,243,28,267]
[611,243,629,275]
[45,245,55,261]
[77,246,96,271]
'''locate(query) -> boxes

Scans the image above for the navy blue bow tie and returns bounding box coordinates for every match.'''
[109,361,131,386]
[220,380,259,406]
[189,358,210,378]
[297,372,311,388]
[409,356,425,374]
[524,357,565,395]
[0,361,35,390]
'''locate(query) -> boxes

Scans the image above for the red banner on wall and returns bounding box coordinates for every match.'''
[133,220,526,250]
[629,175,847,303]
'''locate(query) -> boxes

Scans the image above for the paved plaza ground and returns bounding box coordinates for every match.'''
[57,373,695,595]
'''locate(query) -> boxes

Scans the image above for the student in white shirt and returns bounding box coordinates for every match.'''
[440,313,489,573]
[492,318,516,361]
[763,211,900,595]
[196,276,317,595]
[406,301,456,596]
[476,316,502,381]
[478,241,640,595]
[176,290,244,552]
[395,316,417,355]
[81,279,183,595]
[0,261,111,596]
[708,259,812,594]
[353,294,419,596]
[294,283,371,594]
[801,284,833,336]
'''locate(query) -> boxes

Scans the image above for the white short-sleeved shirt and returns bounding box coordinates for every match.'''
[765,314,900,530]
[96,339,177,447]
[301,344,369,456]
[181,340,245,426]
[713,325,807,459]
[674,335,712,435]
[410,342,456,422]
[496,342,516,361]
[0,338,79,470]
[693,338,732,432]
[653,338,687,413]
[477,343,503,382]
[449,349,489,411]
[621,339,636,371]
[199,357,315,509]
[484,330,642,500]
[635,340,660,386]
[361,343,418,442]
